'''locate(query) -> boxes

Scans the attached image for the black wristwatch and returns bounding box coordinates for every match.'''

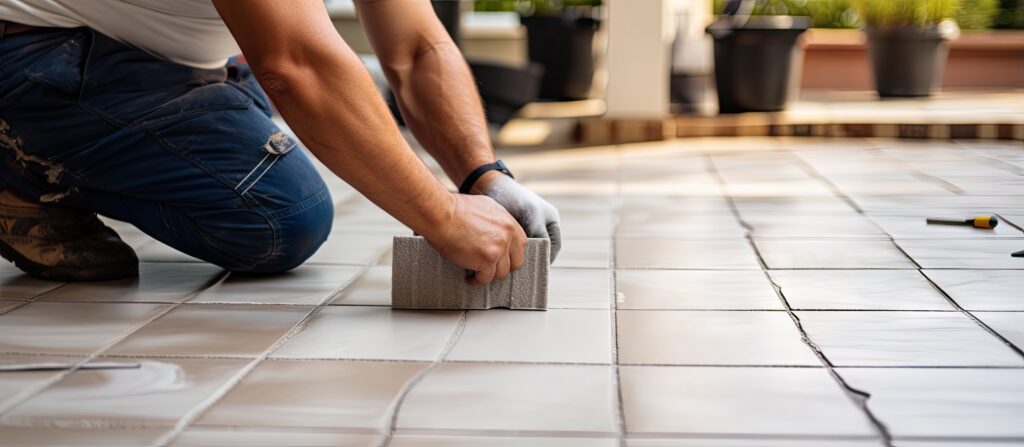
[459,160,514,194]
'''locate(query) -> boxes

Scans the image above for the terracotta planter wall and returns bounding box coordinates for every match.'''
[801,29,1024,91]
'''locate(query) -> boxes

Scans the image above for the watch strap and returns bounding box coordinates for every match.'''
[459,160,514,194]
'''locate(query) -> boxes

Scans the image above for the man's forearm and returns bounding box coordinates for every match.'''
[389,39,496,184]
[256,49,455,240]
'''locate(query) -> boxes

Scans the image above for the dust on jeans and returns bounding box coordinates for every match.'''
[0,119,76,203]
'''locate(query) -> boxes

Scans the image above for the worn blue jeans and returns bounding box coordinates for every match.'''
[0,28,333,272]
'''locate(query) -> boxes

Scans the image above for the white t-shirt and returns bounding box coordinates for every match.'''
[0,0,239,69]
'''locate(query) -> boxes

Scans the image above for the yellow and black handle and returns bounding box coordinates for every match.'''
[925,216,999,229]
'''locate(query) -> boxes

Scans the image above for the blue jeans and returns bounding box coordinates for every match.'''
[0,28,333,272]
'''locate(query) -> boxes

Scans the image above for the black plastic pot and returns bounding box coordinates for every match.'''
[865,26,952,97]
[469,61,544,124]
[707,16,810,113]
[521,12,600,101]
[431,0,462,46]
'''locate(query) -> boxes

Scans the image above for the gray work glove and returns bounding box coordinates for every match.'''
[478,175,562,262]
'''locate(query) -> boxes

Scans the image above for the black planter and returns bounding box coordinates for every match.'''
[521,12,600,101]
[707,16,810,113]
[431,0,463,46]
[469,61,544,124]
[865,26,951,97]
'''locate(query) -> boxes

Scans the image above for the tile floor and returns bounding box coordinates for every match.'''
[0,137,1022,447]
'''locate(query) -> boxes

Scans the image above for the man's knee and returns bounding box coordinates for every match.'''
[245,190,334,273]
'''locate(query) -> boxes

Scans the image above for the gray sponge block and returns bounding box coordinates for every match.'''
[391,236,549,310]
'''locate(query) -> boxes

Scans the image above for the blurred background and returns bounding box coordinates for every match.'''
[325,0,1024,146]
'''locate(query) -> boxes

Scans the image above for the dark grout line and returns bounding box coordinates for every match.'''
[377,310,468,447]
[610,146,627,447]
[919,271,1024,360]
[789,145,1024,364]
[148,249,387,447]
[705,150,896,447]
[0,269,231,418]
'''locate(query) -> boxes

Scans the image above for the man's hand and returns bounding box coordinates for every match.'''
[472,171,562,262]
[428,195,527,286]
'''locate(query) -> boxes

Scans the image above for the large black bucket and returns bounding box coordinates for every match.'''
[707,16,810,113]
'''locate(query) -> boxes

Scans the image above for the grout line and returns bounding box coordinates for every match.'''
[705,149,896,447]
[919,271,1024,360]
[610,146,627,447]
[0,269,230,418]
[789,143,1024,363]
[148,250,382,447]
[0,281,70,316]
[377,310,468,447]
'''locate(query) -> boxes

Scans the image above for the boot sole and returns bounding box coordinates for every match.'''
[0,239,138,282]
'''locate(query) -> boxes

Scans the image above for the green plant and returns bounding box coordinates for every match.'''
[711,0,860,28]
[955,0,998,28]
[474,0,600,13]
[994,0,1024,28]
[851,0,957,26]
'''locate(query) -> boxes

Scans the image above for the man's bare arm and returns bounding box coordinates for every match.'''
[213,0,525,283]
[355,0,494,184]
[357,0,564,259]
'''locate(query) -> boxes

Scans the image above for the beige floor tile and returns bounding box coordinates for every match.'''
[755,239,915,269]
[974,312,1024,349]
[40,263,223,303]
[397,363,617,433]
[619,196,733,213]
[798,311,1024,367]
[306,234,391,265]
[0,299,22,313]
[617,311,818,365]
[554,238,611,269]
[627,440,879,447]
[197,359,424,429]
[742,214,885,237]
[191,265,360,305]
[616,212,746,237]
[620,366,876,436]
[7,357,248,424]
[559,210,614,238]
[841,368,1024,437]
[0,427,168,446]
[0,302,168,355]
[615,239,761,270]
[447,309,611,363]
[768,270,951,310]
[616,270,781,310]
[896,239,1024,269]
[107,304,310,357]
[548,268,611,309]
[732,196,860,214]
[0,354,84,401]
[172,428,379,447]
[331,266,391,306]
[135,240,203,263]
[924,270,1024,310]
[391,435,617,446]
[271,306,461,360]
[0,265,64,300]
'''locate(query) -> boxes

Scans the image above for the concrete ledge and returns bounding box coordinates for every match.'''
[391,236,549,310]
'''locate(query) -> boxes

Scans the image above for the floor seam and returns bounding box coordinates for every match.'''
[147,250,380,447]
[0,269,230,418]
[377,309,468,447]
[705,149,895,447]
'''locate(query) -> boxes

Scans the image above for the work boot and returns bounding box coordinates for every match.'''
[0,189,138,281]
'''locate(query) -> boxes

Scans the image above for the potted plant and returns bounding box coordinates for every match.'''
[852,0,961,97]
[477,0,601,101]
[707,0,812,113]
